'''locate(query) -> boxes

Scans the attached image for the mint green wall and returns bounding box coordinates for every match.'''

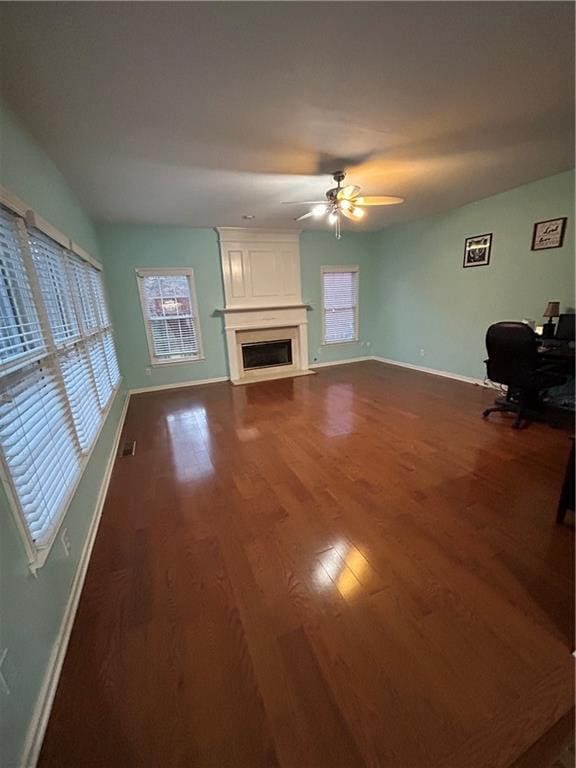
[0,104,99,254]
[97,226,374,389]
[97,224,229,389]
[0,105,128,767]
[301,231,377,364]
[372,171,575,380]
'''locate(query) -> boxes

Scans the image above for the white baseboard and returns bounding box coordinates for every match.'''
[129,375,229,394]
[132,363,386,389]
[309,356,371,369]
[371,356,488,387]
[20,390,130,768]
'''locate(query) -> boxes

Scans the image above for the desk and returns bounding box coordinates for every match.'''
[537,342,575,373]
[538,342,575,424]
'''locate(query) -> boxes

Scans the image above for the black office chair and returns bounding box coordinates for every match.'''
[482,321,566,429]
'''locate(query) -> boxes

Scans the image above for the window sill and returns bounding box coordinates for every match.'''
[150,356,206,367]
[321,339,360,346]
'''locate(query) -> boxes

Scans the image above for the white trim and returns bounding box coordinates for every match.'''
[135,267,205,367]
[216,227,301,244]
[231,369,315,386]
[69,240,102,272]
[321,265,360,345]
[320,339,361,347]
[136,267,195,278]
[129,376,229,395]
[149,356,207,367]
[321,264,360,274]
[0,184,100,271]
[20,390,130,768]
[310,356,371,368]
[25,210,69,249]
[219,303,309,313]
[371,356,489,387]
[0,186,28,217]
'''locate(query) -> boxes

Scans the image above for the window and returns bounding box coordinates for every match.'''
[137,268,203,364]
[0,204,121,564]
[321,266,359,344]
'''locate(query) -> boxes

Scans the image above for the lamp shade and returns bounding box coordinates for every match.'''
[543,301,560,318]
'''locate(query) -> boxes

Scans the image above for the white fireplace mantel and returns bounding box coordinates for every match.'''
[216,227,303,310]
[215,228,313,384]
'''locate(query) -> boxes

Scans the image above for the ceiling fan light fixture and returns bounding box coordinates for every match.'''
[283,171,404,239]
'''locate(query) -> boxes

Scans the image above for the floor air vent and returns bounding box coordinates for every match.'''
[120,440,136,457]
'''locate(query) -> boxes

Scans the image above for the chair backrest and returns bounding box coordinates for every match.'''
[485,322,539,387]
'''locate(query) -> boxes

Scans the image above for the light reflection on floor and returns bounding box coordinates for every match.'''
[166,405,214,481]
[313,539,370,599]
[235,426,261,442]
[323,383,355,437]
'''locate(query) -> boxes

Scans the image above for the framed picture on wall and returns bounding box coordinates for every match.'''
[463,233,492,268]
[531,217,567,250]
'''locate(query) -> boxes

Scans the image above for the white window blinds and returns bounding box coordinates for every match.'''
[0,361,80,541]
[29,230,80,346]
[322,267,359,344]
[60,346,101,451]
[88,336,113,407]
[0,203,121,559]
[137,269,203,363]
[0,209,45,368]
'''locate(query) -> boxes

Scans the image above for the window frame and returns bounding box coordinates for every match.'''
[0,194,122,570]
[136,267,205,366]
[321,264,360,345]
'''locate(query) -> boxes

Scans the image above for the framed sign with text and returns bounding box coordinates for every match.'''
[531,217,567,250]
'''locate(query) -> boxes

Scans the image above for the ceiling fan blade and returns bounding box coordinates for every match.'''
[294,211,315,221]
[340,208,357,221]
[281,200,327,205]
[353,195,404,206]
[337,185,361,200]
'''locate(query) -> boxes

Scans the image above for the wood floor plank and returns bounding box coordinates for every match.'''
[39,362,574,767]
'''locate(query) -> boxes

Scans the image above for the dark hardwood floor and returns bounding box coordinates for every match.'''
[39,361,574,767]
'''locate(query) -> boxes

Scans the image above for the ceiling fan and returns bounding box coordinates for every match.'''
[282,171,404,239]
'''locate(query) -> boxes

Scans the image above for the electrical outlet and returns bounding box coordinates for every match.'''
[419,348,425,357]
[61,527,71,557]
[145,367,152,376]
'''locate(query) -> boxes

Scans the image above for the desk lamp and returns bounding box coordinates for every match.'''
[542,301,560,338]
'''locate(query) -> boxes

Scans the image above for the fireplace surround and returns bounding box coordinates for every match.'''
[216,228,313,384]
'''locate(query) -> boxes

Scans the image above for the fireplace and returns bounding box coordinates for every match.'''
[216,229,314,384]
[242,339,293,371]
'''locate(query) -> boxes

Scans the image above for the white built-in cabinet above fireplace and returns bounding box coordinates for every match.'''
[217,228,303,309]
[216,228,312,384]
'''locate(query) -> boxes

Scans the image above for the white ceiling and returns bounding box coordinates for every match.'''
[0,2,574,232]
